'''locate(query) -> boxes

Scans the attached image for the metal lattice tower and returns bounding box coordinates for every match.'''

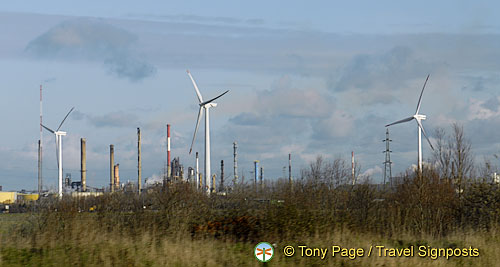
[383,128,393,187]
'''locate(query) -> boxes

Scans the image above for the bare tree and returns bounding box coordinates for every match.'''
[432,127,452,178]
[450,123,474,195]
[302,155,352,189]
[432,123,474,196]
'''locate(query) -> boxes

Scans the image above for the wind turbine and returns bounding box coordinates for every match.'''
[385,75,434,173]
[187,70,229,194]
[41,107,74,197]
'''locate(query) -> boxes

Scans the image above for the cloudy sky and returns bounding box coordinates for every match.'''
[1,1,500,191]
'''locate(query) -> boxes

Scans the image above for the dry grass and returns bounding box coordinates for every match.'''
[0,217,498,266]
[0,171,498,266]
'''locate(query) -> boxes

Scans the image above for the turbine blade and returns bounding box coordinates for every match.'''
[187,70,203,103]
[416,119,434,150]
[56,107,74,131]
[189,107,203,154]
[385,116,414,127]
[41,124,55,134]
[415,74,430,114]
[201,90,229,106]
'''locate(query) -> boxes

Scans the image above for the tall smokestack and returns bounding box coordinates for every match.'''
[38,140,42,193]
[167,124,171,179]
[196,152,199,189]
[212,174,216,193]
[260,167,263,187]
[114,164,120,190]
[137,128,142,194]
[288,154,292,183]
[233,142,238,185]
[352,151,355,185]
[220,160,224,192]
[81,138,86,192]
[38,84,43,194]
[254,160,259,185]
[110,145,114,192]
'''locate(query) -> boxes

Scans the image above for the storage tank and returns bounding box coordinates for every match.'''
[0,192,17,204]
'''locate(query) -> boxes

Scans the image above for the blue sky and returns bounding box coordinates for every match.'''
[1,1,500,191]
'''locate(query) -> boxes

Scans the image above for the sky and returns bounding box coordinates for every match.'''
[1,1,500,191]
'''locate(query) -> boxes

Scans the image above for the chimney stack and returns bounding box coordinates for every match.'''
[352,151,355,185]
[220,160,224,192]
[260,167,264,188]
[233,142,238,185]
[167,124,171,178]
[137,128,142,194]
[110,145,114,192]
[81,138,86,192]
[254,160,259,185]
[288,154,292,184]
[196,152,199,189]
[114,164,120,190]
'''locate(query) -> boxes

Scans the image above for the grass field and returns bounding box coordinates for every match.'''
[0,178,499,266]
[0,212,498,266]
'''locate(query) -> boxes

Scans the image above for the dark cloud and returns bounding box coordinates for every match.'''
[89,112,139,128]
[104,56,156,81]
[25,18,155,82]
[126,13,266,27]
[73,111,139,128]
[245,18,265,25]
[71,110,86,121]
[222,75,338,161]
[481,96,500,111]
[330,46,436,92]
[43,77,57,83]
[229,112,261,126]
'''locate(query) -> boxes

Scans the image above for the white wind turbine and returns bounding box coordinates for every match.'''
[187,70,229,194]
[41,107,74,197]
[385,75,434,173]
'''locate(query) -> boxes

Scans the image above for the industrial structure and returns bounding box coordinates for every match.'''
[254,160,259,185]
[81,138,86,192]
[138,128,142,194]
[288,154,292,184]
[383,129,393,186]
[233,142,238,185]
[220,160,224,192]
[352,151,355,185]
[38,84,43,194]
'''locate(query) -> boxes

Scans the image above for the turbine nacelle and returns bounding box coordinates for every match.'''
[202,103,217,108]
[55,131,66,136]
[414,114,426,121]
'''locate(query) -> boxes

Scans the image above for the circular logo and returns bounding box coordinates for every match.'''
[254,242,274,262]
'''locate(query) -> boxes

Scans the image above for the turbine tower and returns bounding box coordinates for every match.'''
[187,70,229,195]
[41,107,74,197]
[385,75,434,172]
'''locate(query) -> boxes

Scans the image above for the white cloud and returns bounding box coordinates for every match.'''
[361,165,382,178]
[467,97,500,120]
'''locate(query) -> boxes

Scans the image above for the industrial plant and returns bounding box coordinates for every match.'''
[1,4,500,265]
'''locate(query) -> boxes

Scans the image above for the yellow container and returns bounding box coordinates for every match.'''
[17,193,39,202]
[0,192,17,204]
